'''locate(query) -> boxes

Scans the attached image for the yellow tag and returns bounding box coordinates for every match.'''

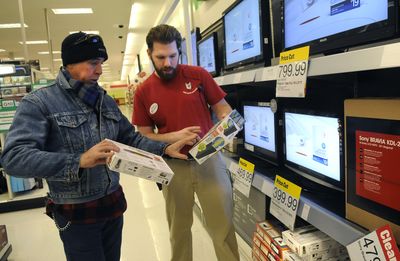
[279,46,310,65]
[274,175,302,199]
[238,158,255,173]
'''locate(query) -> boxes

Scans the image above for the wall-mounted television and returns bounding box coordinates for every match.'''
[180,28,200,65]
[198,32,219,76]
[243,101,278,166]
[284,110,344,191]
[283,0,399,54]
[223,0,271,71]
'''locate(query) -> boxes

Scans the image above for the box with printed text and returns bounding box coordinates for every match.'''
[189,109,244,164]
[107,139,174,185]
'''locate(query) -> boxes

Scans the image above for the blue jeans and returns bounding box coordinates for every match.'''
[54,212,123,261]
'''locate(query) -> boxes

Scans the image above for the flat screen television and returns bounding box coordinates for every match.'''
[243,102,278,165]
[283,0,399,54]
[198,32,219,76]
[284,110,344,191]
[180,28,200,65]
[223,0,270,71]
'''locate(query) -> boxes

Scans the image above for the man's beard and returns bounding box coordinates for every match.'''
[151,59,177,80]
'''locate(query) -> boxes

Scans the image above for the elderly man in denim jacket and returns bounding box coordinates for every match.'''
[0,32,195,261]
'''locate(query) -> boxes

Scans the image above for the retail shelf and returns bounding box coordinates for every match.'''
[224,156,368,246]
[0,185,48,213]
[0,243,12,261]
[216,42,400,85]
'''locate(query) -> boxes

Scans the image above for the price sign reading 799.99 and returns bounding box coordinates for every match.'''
[276,46,310,98]
[269,175,302,230]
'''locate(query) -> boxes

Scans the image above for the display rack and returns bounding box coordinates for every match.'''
[0,243,12,261]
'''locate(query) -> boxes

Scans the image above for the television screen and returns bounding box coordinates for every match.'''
[243,102,278,165]
[198,33,218,75]
[223,0,263,69]
[284,0,396,53]
[284,111,343,190]
[180,30,198,65]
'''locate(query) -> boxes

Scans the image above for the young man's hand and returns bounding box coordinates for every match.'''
[165,134,198,160]
[79,140,120,168]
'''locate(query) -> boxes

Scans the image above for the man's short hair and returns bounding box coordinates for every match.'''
[146,24,182,53]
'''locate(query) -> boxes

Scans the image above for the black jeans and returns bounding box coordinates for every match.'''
[54,212,124,261]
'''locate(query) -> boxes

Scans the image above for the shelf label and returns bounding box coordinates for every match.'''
[347,224,400,261]
[276,46,309,98]
[228,158,255,197]
[269,175,302,230]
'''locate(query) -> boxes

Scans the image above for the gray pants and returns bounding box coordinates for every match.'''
[163,154,240,261]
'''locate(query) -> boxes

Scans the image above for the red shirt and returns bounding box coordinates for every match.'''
[133,65,226,154]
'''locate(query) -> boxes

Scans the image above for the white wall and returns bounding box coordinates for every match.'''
[192,0,235,32]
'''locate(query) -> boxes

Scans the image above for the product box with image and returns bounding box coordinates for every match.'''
[282,225,340,257]
[107,139,174,185]
[189,109,244,164]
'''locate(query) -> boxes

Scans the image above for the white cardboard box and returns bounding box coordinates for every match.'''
[107,139,174,185]
[189,109,244,164]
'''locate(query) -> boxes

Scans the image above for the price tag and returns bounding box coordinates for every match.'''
[347,225,400,261]
[276,46,309,98]
[269,175,302,230]
[228,158,255,197]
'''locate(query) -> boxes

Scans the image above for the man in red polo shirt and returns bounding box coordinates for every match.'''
[132,24,239,261]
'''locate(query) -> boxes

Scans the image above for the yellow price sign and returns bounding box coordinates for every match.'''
[239,158,255,173]
[274,175,302,199]
[279,46,310,65]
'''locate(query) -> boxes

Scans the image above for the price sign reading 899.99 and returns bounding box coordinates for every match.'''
[269,175,302,231]
[276,46,310,98]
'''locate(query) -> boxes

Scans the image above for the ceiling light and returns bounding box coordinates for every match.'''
[129,3,140,29]
[19,40,48,45]
[38,51,61,55]
[53,58,62,62]
[0,23,28,29]
[0,49,6,52]
[13,57,25,61]
[69,31,99,35]
[52,8,93,15]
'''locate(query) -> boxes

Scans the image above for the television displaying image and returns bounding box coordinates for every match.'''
[223,0,265,70]
[198,33,218,76]
[284,111,343,190]
[243,102,278,165]
[284,0,398,54]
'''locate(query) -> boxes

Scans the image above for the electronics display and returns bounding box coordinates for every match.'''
[284,0,398,54]
[181,29,199,65]
[243,102,278,165]
[198,33,219,76]
[284,110,343,191]
[223,0,265,70]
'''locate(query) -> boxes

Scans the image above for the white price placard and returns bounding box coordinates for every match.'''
[347,225,400,261]
[276,60,308,97]
[276,46,310,98]
[269,175,301,230]
[228,158,254,197]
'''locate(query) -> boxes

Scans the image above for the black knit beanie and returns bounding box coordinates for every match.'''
[61,32,108,66]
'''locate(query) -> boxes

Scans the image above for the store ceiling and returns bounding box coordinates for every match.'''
[0,0,166,82]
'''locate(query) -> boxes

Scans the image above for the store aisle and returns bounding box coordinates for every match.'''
[0,174,219,261]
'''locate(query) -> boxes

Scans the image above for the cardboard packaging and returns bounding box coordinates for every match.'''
[282,225,340,257]
[107,139,174,185]
[0,225,8,253]
[189,109,244,164]
[256,220,290,258]
[344,99,400,243]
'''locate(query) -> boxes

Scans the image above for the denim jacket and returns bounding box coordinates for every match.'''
[1,72,167,204]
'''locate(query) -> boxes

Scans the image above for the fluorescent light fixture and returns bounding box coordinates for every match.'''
[19,40,48,45]
[38,51,61,55]
[129,3,140,29]
[0,23,28,29]
[0,49,6,52]
[0,64,16,75]
[52,8,93,14]
[53,58,62,62]
[69,30,99,35]
[13,57,24,61]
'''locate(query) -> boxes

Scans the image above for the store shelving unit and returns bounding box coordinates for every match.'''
[212,42,400,247]
[0,243,12,261]
[0,64,47,213]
